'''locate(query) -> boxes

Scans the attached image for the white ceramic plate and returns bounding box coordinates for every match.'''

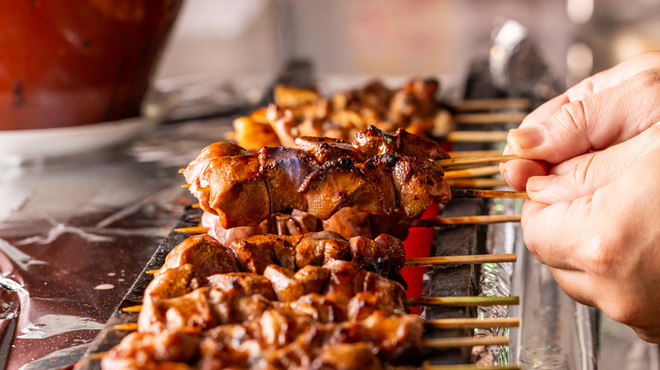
[0,116,159,162]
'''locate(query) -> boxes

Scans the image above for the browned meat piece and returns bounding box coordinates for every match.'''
[193,154,271,228]
[288,293,346,323]
[359,155,399,215]
[232,116,280,152]
[201,211,269,246]
[321,260,407,313]
[352,125,449,160]
[207,272,275,324]
[266,104,298,147]
[295,230,350,268]
[368,213,413,243]
[264,265,330,302]
[373,234,406,279]
[159,234,239,276]
[387,78,439,127]
[273,85,320,108]
[208,272,276,300]
[230,234,300,274]
[199,323,259,368]
[139,288,215,334]
[311,343,383,370]
[294,136,366,163]
[300,158,386,219]
[321,206,374,239]
[361,271,407,315]
[146,264,208,300]
[273,210,322,236]
[392,155,451,216]
[362,311,424,365]
[321,260,364,306]
[346,291,402,322]
[258,146,317,213]
[202,210,321,246]
[349,236,390,277]
[140,266,211,334]
[182,142,248,184]
[101,330,198,370]
[394,127,450,160]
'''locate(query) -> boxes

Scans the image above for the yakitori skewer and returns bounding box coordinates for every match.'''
[174,211,521,235]
[450,98,530,111]
[117,295,519,319]
[116,310,518,330]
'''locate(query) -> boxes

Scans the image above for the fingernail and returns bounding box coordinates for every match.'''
[509,127,545,149]
[527,175,557,192]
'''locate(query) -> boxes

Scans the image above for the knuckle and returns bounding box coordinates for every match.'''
[583,232,619,276]
[640,68,660,85]
[603,301,642,326]
[555,100,588,134]
[569,154,596,188]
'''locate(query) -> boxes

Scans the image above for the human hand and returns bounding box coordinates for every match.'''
[520,126,660,343]
[499,52,660,342]
[501,51,660,190]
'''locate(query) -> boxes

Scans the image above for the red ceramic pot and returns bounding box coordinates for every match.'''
[0,0,183,130]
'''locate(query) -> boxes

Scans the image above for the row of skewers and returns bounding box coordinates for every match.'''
[96,78,529,369]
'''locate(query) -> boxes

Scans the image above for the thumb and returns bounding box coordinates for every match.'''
[507,69,660,164]
[525,125,660,204]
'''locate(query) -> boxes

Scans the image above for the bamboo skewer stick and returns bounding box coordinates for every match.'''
[436,154,518,168]
[445,179,508,188]
[424,364,520,370]
[450,98,530,111]
[424,317,519,330]
[175,226,210,233]
[122,305,143,313]
[447,150,504,158]
[443,165,502,179]
[175,214,521,235]
[446,131,508,143]
[454,112,527,124]
[117,306,519,330]
[451,189,529,199]
[406,296,519,307]
[405,253,517,267]
[411,214,521,227]
[423,336,510,349]
[113,323,139,331]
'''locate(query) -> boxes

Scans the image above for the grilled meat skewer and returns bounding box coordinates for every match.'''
[184,126,451,229]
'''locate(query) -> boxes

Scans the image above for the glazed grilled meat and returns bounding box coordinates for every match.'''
[107,311,422,370]
[185,126,451,228]
[104,227,424,370]
[231,78,449,150]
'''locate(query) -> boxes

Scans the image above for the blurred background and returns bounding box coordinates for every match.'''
[155,0,660,94]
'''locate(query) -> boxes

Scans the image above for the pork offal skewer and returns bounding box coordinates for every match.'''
[103,234,517,370]
[183,126,520,229]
